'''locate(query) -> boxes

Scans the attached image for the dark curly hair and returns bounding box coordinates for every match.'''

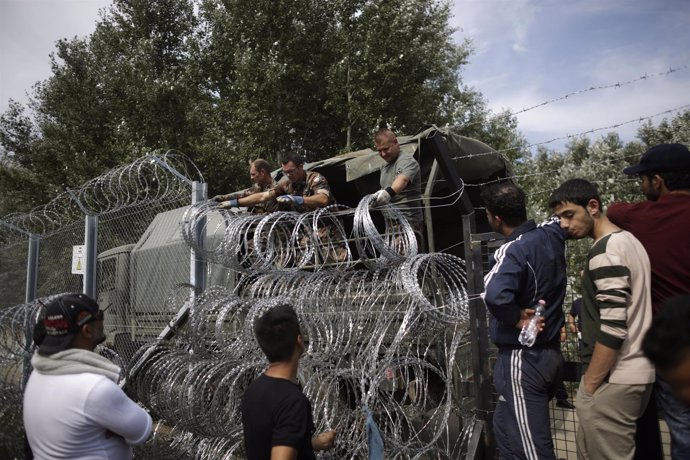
[480,181,527,227]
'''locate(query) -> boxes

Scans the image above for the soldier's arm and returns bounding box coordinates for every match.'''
[390,174,411,193]
[237,189,276,207]
[303,191,329,208]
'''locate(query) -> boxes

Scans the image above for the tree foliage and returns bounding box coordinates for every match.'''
[0,0,201,210]
[1,0,518,212]
[513,109,690,222]
[511,110,690,292]
[12,0,687,217]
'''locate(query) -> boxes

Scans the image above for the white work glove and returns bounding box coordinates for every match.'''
[372,187,396,206]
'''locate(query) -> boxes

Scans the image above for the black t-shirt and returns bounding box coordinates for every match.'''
[241,374,316,460]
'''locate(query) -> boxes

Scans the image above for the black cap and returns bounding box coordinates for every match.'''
[623,143,690,175]
[38,293,100,356]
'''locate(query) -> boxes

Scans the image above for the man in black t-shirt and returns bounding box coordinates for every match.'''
[241,304,336,460]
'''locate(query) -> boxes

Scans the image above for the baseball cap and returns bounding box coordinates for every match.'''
[38,293,101,356]
[623,143,690,175]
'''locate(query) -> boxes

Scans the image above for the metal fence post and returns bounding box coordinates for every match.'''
[191,181,207,295]
[64,187,98,298]
[25,234,40,303]
[463,217,495,458]
[84,215,98,298]
[21,233,41,392]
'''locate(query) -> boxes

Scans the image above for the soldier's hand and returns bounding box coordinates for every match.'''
[276,195,305,207]
[211,194,229,202]
[372,187,396,206]
[218,198,239,209]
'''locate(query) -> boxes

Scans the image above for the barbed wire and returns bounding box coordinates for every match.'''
[2,75,687,456]
[125,246,474,458]
[509,65,688,117]
[182,197,421,273]
[447,104,690,165]
[527,104,690,149]
[0,152,201,243]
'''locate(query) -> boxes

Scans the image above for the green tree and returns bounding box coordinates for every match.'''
[193,0,339,189]
[1,0,526,210]
[194,0,500,195]
[89,0,202,155]
[0,0,201,213]
[325,0,471,151]
[0,101,43,212]
[636,109,690,147]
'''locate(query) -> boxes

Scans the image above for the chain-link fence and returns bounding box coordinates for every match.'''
[0,152,201,458]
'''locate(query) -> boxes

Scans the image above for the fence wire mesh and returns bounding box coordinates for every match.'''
[0,153,487,459]
[0,152,199,458]
[0,240,28,310]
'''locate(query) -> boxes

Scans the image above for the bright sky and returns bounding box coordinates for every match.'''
[452,0,690,150]
[0,0,111,111]
[1,0,689,152]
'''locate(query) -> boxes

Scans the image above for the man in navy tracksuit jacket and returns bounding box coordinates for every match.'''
[481,182,567,460]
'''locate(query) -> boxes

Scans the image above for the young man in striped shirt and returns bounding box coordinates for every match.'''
[549,179,654,460]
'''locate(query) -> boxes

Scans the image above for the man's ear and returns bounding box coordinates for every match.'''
[82,324,91,339]
[79,322,94,339]
[486,209,496,221]
[296,334,306,356]
[652,174,665,190]
[586,198,600,216]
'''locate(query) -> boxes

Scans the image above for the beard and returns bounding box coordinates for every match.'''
[93,329,107,347]
[644,189,660,201]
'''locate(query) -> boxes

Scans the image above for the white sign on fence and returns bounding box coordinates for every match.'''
[72,245,85,275]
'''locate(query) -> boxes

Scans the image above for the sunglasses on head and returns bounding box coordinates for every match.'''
[77,303,111,327]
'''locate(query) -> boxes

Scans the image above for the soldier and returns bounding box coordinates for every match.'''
[370,128,423,229]
[213,158,278,213]
[220,153,345,263]
[220,153,333,212]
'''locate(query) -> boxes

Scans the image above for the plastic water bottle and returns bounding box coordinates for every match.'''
[518,300,546,347]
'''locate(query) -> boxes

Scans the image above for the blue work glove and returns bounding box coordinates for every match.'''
[219,198,239,209]
[276,195,305,207]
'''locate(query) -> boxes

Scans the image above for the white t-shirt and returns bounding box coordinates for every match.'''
[23,371,152,460]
